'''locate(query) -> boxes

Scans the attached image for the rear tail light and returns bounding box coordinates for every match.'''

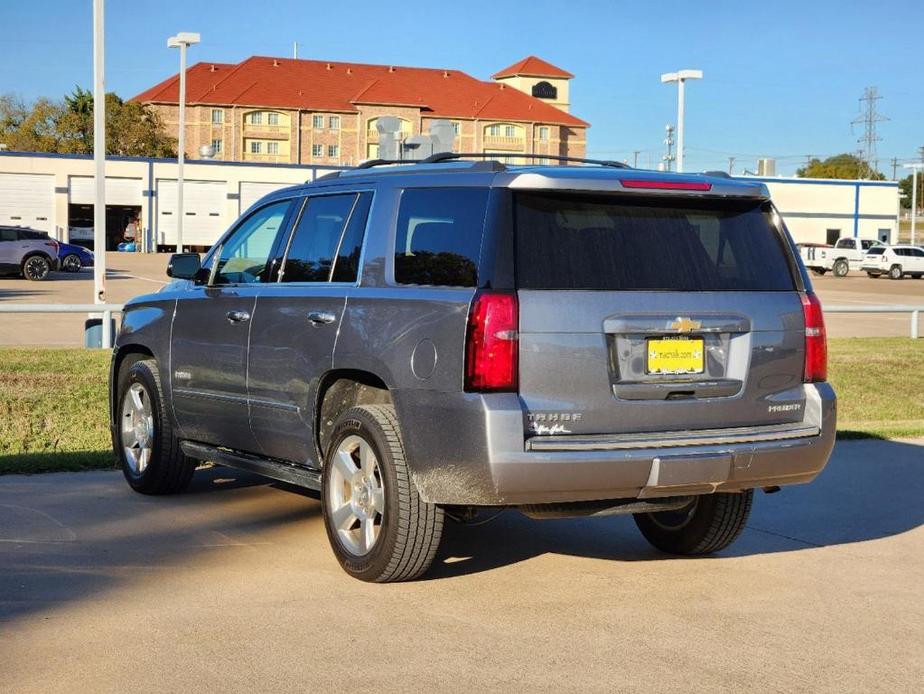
[801,292,827,382]
[464,291,518,392]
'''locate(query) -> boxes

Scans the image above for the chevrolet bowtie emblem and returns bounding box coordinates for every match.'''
[671,317,702,333]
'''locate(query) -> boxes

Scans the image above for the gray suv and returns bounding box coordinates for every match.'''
[109,155,836,582]
[0,226,60,280]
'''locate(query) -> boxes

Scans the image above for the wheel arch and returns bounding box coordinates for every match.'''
[110,344,157,432]
[315,369,393,464]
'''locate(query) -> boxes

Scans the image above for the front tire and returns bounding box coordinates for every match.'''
[832,259,849,277]
[867,272,879,278]
[889,265,903,280]
[322,404,443,582]
[22,255,51,281]
[634,490,753,555]
[115,359,196,494]
[811,268,827,276]
[61,253,82,272]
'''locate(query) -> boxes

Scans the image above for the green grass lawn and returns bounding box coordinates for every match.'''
[0,339,922,474]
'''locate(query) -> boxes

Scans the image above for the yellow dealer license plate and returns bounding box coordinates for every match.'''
[646,337,704,375]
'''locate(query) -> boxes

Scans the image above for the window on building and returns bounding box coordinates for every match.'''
[488,124,501,137]
[452,122,460,136]
[267,142,279,155]
[211,109,223,124]
[211,138,222,154]
[329,115,340,130]
[249,112,263,125]
[538,126,550,140]
[328,144,339,158]
[394,188,489,287]
[250,141,262,154]
[312,144,323,158]
[267,112,279,126]
[312,114,324,129]
[504,125,516,138]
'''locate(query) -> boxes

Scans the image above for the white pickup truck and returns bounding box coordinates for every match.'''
[799,237,881,277]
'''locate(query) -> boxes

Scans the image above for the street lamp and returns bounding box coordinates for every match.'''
[905,163,923,246]
[167,32,200,253]
[660,69,703,173]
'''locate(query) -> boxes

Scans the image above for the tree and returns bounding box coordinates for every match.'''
[797,153,885,181]
[0,88,176,157]
[899,173,922,210]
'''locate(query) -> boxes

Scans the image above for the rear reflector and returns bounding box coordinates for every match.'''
[465,291,518,392]
[801,292,827,382]
[620,179,712,191]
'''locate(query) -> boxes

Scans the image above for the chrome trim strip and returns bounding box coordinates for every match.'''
[526,423,821,452]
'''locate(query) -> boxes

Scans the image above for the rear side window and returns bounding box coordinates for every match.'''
[514,192,796,291]
[282,194,358,283]
[394,188,488,287]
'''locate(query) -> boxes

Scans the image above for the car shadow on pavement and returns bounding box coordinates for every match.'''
[425,438,924,579]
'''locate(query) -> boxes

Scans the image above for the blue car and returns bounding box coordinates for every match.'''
[58,242,95,272]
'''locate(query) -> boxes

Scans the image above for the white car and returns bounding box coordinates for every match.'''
[800,237,881,277]
[861,245,924,279]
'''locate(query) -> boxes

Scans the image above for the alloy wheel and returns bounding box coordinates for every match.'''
[23,257,49,280]
[326,434,385,556]
[120,383,154,475]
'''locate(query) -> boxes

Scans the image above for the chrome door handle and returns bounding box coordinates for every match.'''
[226,310,251,323]
[307,310,336,325]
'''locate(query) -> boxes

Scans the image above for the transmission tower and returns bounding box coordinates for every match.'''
[851,87,888,179]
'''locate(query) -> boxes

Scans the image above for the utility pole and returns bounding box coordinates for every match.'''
[662,125,675,172]
[727,156,736,175]
[92,0,106,310]
[891,157,899,180]
[851,87,888,179]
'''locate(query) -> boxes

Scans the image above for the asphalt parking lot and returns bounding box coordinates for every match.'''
[1,438,922,692]
[1,254,922,344]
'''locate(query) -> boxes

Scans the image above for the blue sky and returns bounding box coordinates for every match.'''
[1,0,920,175]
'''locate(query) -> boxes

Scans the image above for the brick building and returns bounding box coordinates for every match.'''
[133,55,588,166]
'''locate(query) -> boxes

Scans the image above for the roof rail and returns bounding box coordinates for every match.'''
[420,152,631,169]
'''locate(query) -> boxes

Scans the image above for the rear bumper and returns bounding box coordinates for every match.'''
[397,383,836,506]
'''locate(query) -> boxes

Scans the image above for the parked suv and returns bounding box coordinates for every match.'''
[861,244,924,279]
[0,225,60,280]
[109,156,836,582]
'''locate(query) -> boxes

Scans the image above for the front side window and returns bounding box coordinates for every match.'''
[211,109,223,124]
[0,228,18,242]
[312,114,324,129]
[281,194,360,283]
[394,188,489,287]
[213,200,291,285]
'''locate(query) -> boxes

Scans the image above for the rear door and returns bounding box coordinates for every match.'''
[512,191,807,437]
[247,191,372,463]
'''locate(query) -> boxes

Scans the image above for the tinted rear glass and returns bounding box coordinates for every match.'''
[514,193,796,291]
[866,247,885,255]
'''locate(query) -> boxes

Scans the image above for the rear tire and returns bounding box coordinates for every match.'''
[22,255,51,281]
[832,259,849,277]
[811,268,827,276]
[889,265,903,280]
[61,253,82,272]
[322,404,443,582]
[634,490,753,555]
[115,359,197,494]
[867,272,879,278]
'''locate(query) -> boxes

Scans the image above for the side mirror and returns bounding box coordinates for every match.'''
[166,252,202,281]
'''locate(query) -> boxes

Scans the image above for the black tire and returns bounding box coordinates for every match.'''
[832,259,849,277]
[114,358,197,495]
[889,265,903,280]
[867,272,879,278]
[634,490,753,555]
[22,254,51,281]
[811,268,827,276]
[322,404,443,582]
[62,253,82,272]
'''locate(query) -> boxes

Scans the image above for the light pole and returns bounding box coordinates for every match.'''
[93,0,106,307]
[167,32,200,253]
[905,163,923,245]
[660,69,703,173]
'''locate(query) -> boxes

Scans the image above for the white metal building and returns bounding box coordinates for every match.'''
[737,176,900,245]
[0,152,344,250]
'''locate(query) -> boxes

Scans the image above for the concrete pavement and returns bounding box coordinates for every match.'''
[1,438,922,692]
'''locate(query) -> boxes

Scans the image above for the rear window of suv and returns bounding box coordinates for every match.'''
[514,192,796,291]
[866,247,885,255]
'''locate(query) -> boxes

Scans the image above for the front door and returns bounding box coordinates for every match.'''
[170,199,294,453]
[248,191,372,463]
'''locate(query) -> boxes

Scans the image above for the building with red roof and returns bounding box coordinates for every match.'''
[133,55,587,166]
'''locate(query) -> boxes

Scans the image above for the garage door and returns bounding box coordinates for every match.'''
[156,179,227,247]
[0,173,55,233]
[240,182,293,214]
[69,176,143,205]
